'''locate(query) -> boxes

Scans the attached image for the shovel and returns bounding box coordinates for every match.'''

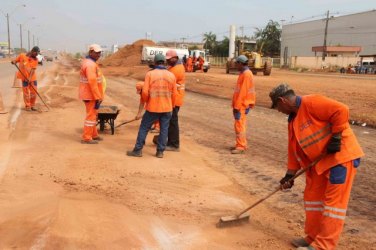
[115,118,138,128]
[216,153,326,228]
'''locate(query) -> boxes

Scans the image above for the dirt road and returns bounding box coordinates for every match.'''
[0,58,375,249]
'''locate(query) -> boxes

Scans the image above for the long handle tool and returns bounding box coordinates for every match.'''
[217,153,326,228]
[13,63,50,110]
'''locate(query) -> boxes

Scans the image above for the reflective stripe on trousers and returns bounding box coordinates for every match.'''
[303,160,356,250]
[234,110,247,149]
[82,100,98,141]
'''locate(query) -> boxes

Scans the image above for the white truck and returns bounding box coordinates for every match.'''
[141,46,189,64]
[141,46,210,72]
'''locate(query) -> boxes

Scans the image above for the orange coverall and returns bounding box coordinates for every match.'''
[14,53,38,109]
[142,68,177,112]
[198,56,205,71]
[168,63,185,107]
[186,57,193,72]
[287,95,364,250]
[232,67,255,150]
[79,57,103,142]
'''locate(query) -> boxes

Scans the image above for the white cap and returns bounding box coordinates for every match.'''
[89,44,102,52]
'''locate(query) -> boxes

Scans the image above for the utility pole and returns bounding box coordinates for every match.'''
[6,13,11,56]
[240,26,244,39]
[19,24,23,50]
[322,10,330,61]
[33,34,35,47]
[28,30,30,51]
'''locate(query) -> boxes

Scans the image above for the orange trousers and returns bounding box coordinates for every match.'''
[82,100,99,141]
[234,110,247,149]
[22,81,37,108]
[304,160,357,250]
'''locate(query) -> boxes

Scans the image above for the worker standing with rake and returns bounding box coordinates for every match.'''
[79,44,104,144]
[11,46,40,111]
[269,84,364,250]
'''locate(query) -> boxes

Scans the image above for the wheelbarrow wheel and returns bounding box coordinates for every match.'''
[99,119,105,131]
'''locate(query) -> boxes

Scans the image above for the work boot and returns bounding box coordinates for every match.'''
[291,238,309,248]
[231,148,245,154]
[81,140,98,144]
[152,135,159,145]
[31,107,38,111]
[126,150,142,157]
[93,136,104,141]
[156,151,164,158]
[25,107,31,111]
[296,246,315,250]
[165,146,180,152]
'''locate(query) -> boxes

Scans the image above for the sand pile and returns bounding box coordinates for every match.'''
[101,39,155,67]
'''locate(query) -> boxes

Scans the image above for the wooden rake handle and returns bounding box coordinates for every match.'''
[236,153,326,217]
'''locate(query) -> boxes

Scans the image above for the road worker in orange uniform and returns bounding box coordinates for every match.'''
[127,54,177,158]
[164,49,186,151]
[79,44,104,144]
[11,46,40,111]
[186,56,193,72]
[269,84,364,250]
[198,56,205,72]
[231,55,255,154]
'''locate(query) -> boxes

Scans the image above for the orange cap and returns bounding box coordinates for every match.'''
[166,49,178,60]
[89,44,102,52]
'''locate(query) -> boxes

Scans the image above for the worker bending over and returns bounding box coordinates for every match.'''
[269,84,364,250]
[11,46,40,111]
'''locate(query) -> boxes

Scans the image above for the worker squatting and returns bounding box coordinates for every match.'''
[12,43,364,250]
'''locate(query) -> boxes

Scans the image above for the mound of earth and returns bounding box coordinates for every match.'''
[101,39,155,67]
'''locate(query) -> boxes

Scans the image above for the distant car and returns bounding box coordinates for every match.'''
[0,52,5,58]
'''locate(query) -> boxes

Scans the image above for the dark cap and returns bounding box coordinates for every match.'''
[269,83,294,108]
[154,54,165,63]
[31,46,40,53]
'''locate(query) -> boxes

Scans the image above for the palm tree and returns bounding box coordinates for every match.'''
[203,32,217,52]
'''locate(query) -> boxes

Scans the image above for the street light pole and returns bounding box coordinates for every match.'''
[28,30,30,51]
[33,34,35,47]
[19,24,23,50]
[6,13,11,56]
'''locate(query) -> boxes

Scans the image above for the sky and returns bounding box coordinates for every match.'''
[0,0,375,52]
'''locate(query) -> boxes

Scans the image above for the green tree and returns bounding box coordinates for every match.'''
[254,20,281,57]
[203,32,217,53]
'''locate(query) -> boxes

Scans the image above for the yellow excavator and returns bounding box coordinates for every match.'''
[226,39,272,75]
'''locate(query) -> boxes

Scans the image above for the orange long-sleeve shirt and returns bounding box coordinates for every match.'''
[14,53,38,82]
[232,68,255,110]
[287,95,364,174]
[142,67,177,113]
[168,63,185,107]
[79,57,103,100]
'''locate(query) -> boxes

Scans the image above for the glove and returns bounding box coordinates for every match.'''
[245,107,250,115]
[327,134,342,154]
[279,173,295,189]
[94,100,102,110]
[233,109,241,120]
[11,61,15,65]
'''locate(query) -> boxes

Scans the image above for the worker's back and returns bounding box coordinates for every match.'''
[142,67,177,113]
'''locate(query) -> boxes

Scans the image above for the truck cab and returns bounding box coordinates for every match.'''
[190,49,210,72]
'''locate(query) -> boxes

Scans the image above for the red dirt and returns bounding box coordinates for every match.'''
[100,39,155,67]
